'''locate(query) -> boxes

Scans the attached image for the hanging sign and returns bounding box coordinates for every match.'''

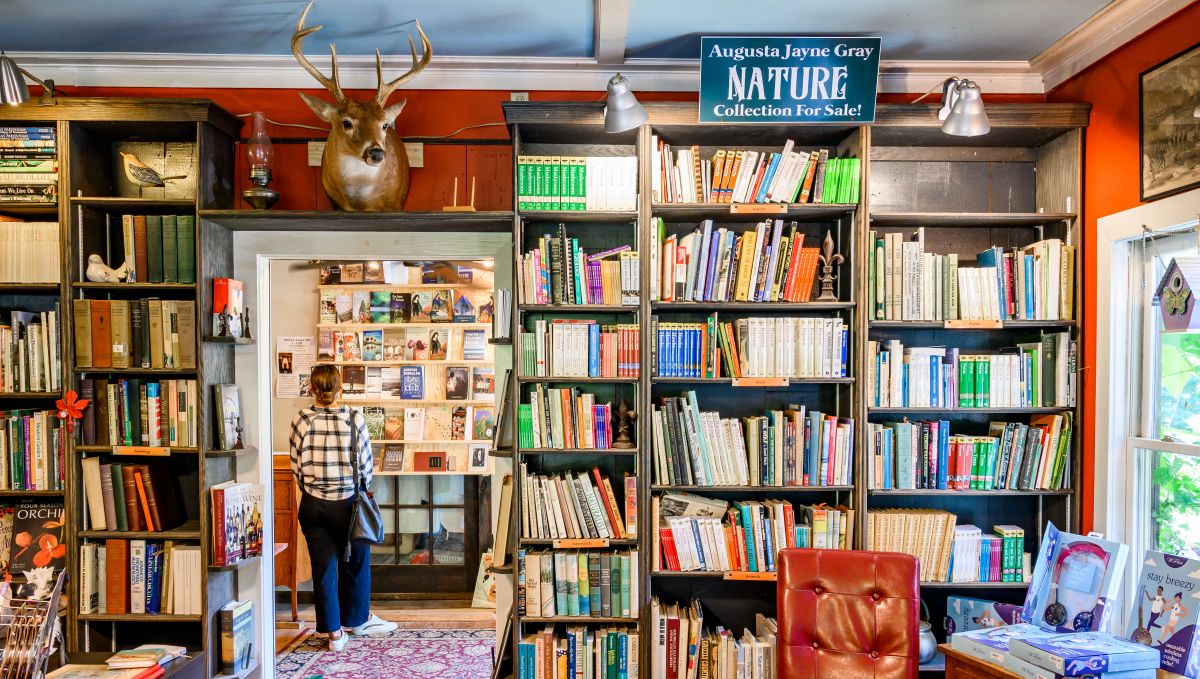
[699,37,882,124]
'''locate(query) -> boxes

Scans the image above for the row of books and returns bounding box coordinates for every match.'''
[0,409,66,490]
[947,524,1027,584]
[320,326,489,364]
[518,386,618,450]
[865,509,958,583]
[651,137,860,205]
[516,549,639,619]
[210,482,265,567]
[519,465,635,541]
[72,298,197,370]
[340,365,494,404]
[651,220,823,304]
[650,600,778,679]
[0,221,60,283]
[520,321,640,378]
[518,229,640,306]
[80,459,188,532]
[118,214,197,284]
[1,306,61,393]
[652,394,854,487]
[363,404,496,443]
[78,540,203,615]
[867,333,1076,409]
[0,503,66,573]
[652,316,847,379]
[318,288,492,325]
[866,417,1073,491]
[78,378,198,449]
[0,127,57,203]
[515,155,638,212]
[869,231,1074,322]
[517,626,639,679]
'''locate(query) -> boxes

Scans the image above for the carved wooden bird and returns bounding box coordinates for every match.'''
[119,151,186,188]
[85,254,130,283]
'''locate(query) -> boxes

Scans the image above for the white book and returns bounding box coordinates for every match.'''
[130,539,147,614]
[79,543,98,614]
[650,136,661,202]
[766,140,795,200]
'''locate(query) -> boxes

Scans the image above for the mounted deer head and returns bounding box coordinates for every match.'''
[292,1,431,211]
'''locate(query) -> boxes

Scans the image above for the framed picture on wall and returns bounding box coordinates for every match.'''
[1140,42,1200,201]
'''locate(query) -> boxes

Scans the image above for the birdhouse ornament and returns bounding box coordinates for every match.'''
[1154,256,1200,332]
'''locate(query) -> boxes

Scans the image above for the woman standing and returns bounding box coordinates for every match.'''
[289,365,397,650]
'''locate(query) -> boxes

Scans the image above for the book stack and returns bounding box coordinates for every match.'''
[520,320,640,378]
[869,231,1075,322]
[518,230,639,306]
[651,137,860,205]
[318,287,492,326]
[80,459,188,532]
[947,524,1027,584]
[865,509,958,583]
[210,482,265,567]
[517,626,639,678]
[517,549,639,619]
[78,540,203,615]
[519,464,634,541]
[72,299,197,370]
[0,126,57,205]
[650,219,823,303]
[0,409,66,490]
[515,155,638,211]
[78,379,199,448]
[867,333,1076,409]
[652,315,847,379]
[116,214,196,284]
[1,306,61,393]
[519,386,615,449]
[866,417,1073,491]
[1008,633,1160,679]
[0,222,60,283]
[652,392,854,487]
[650,599,778,679]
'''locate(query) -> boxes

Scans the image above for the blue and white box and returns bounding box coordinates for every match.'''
[946,595,1026,636]
[1127,550,1200,677]
[1009,632,1161,676]
[951,623,1059,665]
[1004,653,1157,679]
[1022,522,1129,633]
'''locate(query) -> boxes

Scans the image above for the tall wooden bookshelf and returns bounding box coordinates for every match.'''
[503,100,1087,675]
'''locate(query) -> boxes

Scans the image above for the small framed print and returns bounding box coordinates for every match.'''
[1140,41,1200,201]
[468,443,490,472]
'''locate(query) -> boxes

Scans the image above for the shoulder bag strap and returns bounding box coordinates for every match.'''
[347,409,363,500]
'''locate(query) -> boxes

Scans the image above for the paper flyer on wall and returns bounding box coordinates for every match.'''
[276,336,316,398]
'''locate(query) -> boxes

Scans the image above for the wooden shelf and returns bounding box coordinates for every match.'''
[199,209,515,233]
[488,337,513,345]
[520,448,637,455]
[920,581,1028,589]
[652,203,855,221]
[518,376,638,384]
[652,484,853,492]
[79,520,201,540]
[520,210,638,223]
[520,616,637,624]
[208,555,261,572]
[652,301,853,312]
[342,398,494,406]
[0,489,64,497]
[652,376,853,385]
[869,320,1076,329]
[74,367,197,375]
[73,282,195,291]
[0,282,60,294]
[0,391,60,399]
[518,538,638,546]
[868,406,1072,415]
[204,446,256,458]
[319,359,492,367]
[316,321,491,329]
[76,445,199,455]
[317,284,475,292]
[371,439,483,445]
[202,335,255,345]
[652,571,777,581]
[78,613,203,622]
[70,197,195,209]
[214,659,259,679]
[869,488,1071,496]
[519,304,636,313]
[870,211,1075,227]
[0,203,57,216]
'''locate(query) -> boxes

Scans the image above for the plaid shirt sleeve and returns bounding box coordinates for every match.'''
[288,407,372,501]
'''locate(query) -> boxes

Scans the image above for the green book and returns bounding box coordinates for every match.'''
[578,158,588,210]
[109,462,129,531]
[957,357,973,408]
[618,552,630,618]
[550,158,562,210]
[606,630,618,679]
[145,215,164,283]
[161,215,179,282]
[516,158,528,211]
[867,230,876,319]
[977,357,990,407]
[177,214,195,284]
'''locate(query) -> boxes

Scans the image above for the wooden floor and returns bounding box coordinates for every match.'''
[276,600,496,629]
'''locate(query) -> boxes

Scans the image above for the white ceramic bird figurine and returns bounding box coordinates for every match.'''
[86,254,130,283]
[119,151,186,188]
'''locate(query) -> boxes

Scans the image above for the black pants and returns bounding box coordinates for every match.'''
[298,492,371,633]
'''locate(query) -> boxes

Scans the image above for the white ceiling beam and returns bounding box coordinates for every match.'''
[593,0,632,66]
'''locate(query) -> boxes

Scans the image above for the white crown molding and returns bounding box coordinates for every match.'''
[1032,0,1195,91]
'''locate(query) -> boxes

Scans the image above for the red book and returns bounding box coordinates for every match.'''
[131,666,165,679]
[659,527,680,571]
[105,539,130,613]
[666,617,681,679]
[590,468,623,537]
[133,467,154,531]
[120,465,145,532]
[133,215,149,283]
[90,300,112,368]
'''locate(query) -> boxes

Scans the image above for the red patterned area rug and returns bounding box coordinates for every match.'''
[275,628,495,679]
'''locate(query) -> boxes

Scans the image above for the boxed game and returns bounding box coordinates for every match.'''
[951,623,1059,664]
[1022,522,1129,633]
[1009,632,1159,676]
[946,595,1026,636]
[1127,550,1200,676]
[1004,652,1157,679]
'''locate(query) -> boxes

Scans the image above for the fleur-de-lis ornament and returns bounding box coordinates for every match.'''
[815,230,844,302]
[55,390,90,433]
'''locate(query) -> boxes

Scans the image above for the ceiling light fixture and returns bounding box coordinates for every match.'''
[603,73,647,133]
[0,53,56,105]
[913,77,990,137]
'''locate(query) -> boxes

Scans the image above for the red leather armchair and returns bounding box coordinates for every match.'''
[777,549,920,679]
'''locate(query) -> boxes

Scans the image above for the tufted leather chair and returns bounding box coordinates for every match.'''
[777,548,920,679]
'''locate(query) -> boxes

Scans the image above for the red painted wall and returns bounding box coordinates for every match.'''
[1048,0,1200,532]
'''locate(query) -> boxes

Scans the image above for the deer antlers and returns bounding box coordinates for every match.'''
[291,1,432,106]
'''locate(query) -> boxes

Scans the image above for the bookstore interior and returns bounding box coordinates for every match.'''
[0,1,1199,678]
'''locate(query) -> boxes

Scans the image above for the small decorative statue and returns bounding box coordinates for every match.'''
[232,414,245,450]
[241,305,253,340]
[613,399,637,449]
[85,254,130,283]
[216,304,233,337]
[815,230,845,302]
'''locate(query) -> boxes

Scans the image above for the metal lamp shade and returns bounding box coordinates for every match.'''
[0,54,30,105]
[604,73,648,133]
[942,81,990,137]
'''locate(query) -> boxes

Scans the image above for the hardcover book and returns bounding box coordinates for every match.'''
[452,291,477,322]
[340,262,363,284]
[340,366,366,398]
[428,329,449,361]
[361,330,383,362]
[1009,632,1160,676]
[1127,551,1200,676]
[400,366,424,400]
[410,292,433,322]
[1023,523,1129,633]
[352,291,370,323]
[445,367,469,400]
[369,292,392,324]
[472,368,495,401]
[473,407,495,441]
[430,290,452,322]
[9,502,65,572]
[219,600,254,674]
[413,450,447,472]
[380,444,405,472]
[463,329,487,361]
[317,329,336,361]
[390,293,411,323]
[212,384,241,451]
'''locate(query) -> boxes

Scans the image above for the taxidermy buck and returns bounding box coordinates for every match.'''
[292,1,431,211]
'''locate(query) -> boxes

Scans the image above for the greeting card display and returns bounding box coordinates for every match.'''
[1128,550,1200,676]
[1022,523,1129,634]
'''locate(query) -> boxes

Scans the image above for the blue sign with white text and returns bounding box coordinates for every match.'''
[699,36,882,124]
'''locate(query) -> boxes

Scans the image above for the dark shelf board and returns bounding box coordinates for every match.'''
[75,445,199,455]
[202,335,255,345]
[869,320,1076,329]
[868,406,1072,415]
[74,367,197,375]
[199,209,515,233]
[652,570,776,580]
[487,337,513,345]
[651,377,853,385]
[920,581,1028,589]
[519,616,637,624]
[519,304,636,314]
[0,283,60,294]
[79,520,201,540]
[652,203,855,222]
[78,613,202,622]
[0,489,64,497]
[869,488,1071,496]
[518,538,638,546]
[518,376,638,384]
[869,212,1076,227]
[204,446,256,458]
[70,197,195,209]
[0,391,60,399]
[73,282,196,291]
[0,203,57,217]
[520,210,637,223]
[520,448,638,455]
[208,555,260,572]
[652,301,853,312]
[652,484,853,492]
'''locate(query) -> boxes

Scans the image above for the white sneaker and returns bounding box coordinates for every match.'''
[327,632,348,651]
[347,613,398,636]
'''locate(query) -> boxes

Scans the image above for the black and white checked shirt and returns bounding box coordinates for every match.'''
[288,406,373,501]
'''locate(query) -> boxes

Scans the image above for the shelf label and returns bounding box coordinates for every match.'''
[944,319,1003,329]
[732,377,789,387]
[553,538,610,549]
[724,571,776,581]
[730,203,787,215]
[112,446,171,456]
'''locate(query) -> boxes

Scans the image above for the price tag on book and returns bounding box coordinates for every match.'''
[553,538,610,549]
[112,446,171,456]
[732,377,789,387]
[729,203,788,215]
[724,571,776,581]
[944,319,1003,329]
